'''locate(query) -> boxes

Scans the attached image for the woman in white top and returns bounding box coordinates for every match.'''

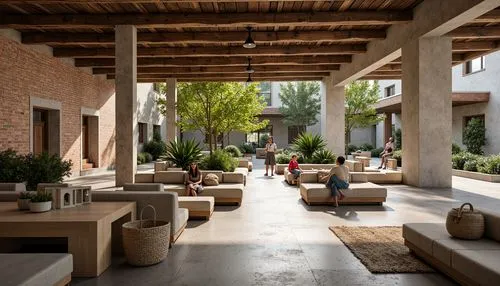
[264,136,277,176]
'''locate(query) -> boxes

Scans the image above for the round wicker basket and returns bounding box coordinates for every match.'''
[122,205,171,266]
[446,203,484,240]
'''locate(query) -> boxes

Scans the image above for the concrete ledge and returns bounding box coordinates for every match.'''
[452,169,500,183]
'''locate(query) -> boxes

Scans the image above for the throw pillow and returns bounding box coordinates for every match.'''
[317,170,330,183]
[203,173,219,186]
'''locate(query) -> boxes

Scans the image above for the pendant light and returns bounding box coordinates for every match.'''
[243,27,256,49]
[246,73,253,83]
[245,57,254,73]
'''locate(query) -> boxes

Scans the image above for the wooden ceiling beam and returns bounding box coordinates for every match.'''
[22,30,386,45]
[391,54,474,64]
[107,72,331,79]
[75,55,352,67]
[376,64,402,71]
[472,9,500,23]
[0,11,413,29]
[53,44,367,58]
[176,77,324,83]
[5,0,345,3]
[448,26,500,39]
[93,65,340,75]
[452,41,499,52]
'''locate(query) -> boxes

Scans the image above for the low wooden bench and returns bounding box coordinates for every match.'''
[178,196,215,220]
[0,253,73,286]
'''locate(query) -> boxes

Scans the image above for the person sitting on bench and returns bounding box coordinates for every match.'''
[321,156,350,207]
[378,137,394,169]
[288,154,303,184]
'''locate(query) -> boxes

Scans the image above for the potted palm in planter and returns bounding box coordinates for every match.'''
[17,191,33,210]
[29,191,52,213]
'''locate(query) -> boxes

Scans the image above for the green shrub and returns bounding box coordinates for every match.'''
[452,143,462,155]
[371,147,385,158]
[292,133,327,160]
[30,191,52,203]
[24,152,72,192]
[463,158,481,172]
[463,118,486,155]
[137,152,153,165]
[0,149,26,183]
[392,150,402,167]
[258,134,270,148]
[162,139,203,170]
[198,150,238,172]
[276,153,291,164]
[311,149,336,164]
[347,144,358,154]
[143,132,167,160]
[223,145,242,158]
[359,143,374,151]
[478,155,500,175]
[452,152,478,170]
[239,142,255,154]
[394,128,402,150]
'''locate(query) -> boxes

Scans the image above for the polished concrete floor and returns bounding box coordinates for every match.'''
[72,159,500,286]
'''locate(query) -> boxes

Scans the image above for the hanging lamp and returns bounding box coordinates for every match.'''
[245,57,255,73]
[246,73,253,83]
[243,27,256,49]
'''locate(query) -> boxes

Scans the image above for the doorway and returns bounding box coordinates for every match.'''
[81,114,99,170]
[33,109,48,155]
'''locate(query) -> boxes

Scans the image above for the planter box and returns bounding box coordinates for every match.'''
[452,169,500,182]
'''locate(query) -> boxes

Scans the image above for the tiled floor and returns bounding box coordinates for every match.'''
[71,158,500,286]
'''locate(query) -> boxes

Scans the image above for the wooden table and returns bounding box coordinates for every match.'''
[0,201,136,277]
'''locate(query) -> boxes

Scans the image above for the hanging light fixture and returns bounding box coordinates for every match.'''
[245,57,254,73]
[246,73,253,83]
[243,27,256,49]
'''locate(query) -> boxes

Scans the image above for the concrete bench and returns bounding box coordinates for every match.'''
[387,158,398,170]
[0,253,73,286]
[178,196,215,220]
[356,156,371,168]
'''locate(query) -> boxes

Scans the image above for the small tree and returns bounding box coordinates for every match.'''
[345,81,384,153]
[279,81,321,136]
[463,118,486,155]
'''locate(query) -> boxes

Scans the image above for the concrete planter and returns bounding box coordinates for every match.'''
[452,169,500,183]
[29,201,52,213]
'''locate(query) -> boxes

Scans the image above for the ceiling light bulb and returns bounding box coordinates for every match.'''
[243,27,256,49]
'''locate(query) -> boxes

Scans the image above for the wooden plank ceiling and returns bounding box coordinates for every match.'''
[0,0,499,82]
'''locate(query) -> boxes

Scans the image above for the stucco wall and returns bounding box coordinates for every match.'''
[136,83,166,153]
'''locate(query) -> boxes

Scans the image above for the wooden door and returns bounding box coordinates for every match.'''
[33,122,45,155]
[82,121,89,159]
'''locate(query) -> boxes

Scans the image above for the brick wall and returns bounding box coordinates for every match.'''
[0,35,116,175]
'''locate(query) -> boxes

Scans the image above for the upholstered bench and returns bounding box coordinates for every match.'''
[300,182,387,205]
[0,253,73,286]
[178,197,215,220]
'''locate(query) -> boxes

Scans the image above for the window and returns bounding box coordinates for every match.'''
[288,125,306,144]
[138,123,147,144]
[385,85,396,97]
[246,125,273,146]
[153,124,161,137]
[463,114,485,142]
[464,56,485,75]
[258,82,272,106]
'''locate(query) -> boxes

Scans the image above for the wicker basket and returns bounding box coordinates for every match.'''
[122,205,171,266]
[446,203,484,240]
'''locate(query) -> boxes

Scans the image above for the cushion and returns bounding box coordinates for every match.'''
[222,172,244,184]
[481,208,500,242]
[201,184,243,199]
[432,237,500,267]
[452,249,500,285]
[300,182,386,203]
[0,183,26,192]
[154,171,186,184]
[350,172,368,183]
[123,183,163,192]
[175,208,189,234]
[178,196,215,212]
[200,170,223,182]
[317,170,330,183]
[402,223,450,255]
[203,173,219,186]
[134,173,154,183]
[300,172,318,183]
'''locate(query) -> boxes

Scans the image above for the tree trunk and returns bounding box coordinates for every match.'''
[220,132,225,149]
[208,130,213,155]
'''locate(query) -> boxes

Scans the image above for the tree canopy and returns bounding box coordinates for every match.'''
[157,82,268,152]
[345,80,384,152]
[279,81,321,127]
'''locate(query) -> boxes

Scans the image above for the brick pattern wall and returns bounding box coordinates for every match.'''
[0,36,116,175]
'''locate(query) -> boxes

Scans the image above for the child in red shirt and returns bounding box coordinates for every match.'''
[288,155,303,182]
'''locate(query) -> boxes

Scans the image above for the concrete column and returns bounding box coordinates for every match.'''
[115,25,137,186]
[165,78,178,143]
[402,37,452,188]
[323,76,345,157]
[384,112,393,144]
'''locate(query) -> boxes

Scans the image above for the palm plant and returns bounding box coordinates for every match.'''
[311,149,336,164]
[292,133,327,160]
[162,139,203,170]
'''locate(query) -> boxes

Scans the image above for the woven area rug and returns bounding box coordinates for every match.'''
[329,226,434,273]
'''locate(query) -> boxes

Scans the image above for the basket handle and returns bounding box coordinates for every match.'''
[457,203,473,218]
[139,204,157,229]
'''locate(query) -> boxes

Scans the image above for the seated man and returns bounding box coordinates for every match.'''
[288,154,303,184]
[378,137,394,169]
[321,156,350,207]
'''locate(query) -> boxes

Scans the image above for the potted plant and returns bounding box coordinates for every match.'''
[17,191,32,210]
[29,191,52,213]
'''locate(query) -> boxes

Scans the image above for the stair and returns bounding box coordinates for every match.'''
[82,158,94,170]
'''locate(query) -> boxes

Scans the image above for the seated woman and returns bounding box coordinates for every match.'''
[186,162,203,196]
[288,154,303,184]
[378,137,394,169]
[321,156,350,207]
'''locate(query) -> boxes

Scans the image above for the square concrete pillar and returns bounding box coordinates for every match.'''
[323,76,345,157]
[115,25,137,186]
[384,112,393,144]
[402,37,452,188]
[165,78,178,143]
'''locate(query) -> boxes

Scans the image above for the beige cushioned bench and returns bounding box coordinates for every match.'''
[403,209,500,286]
[278,163,336,176]
[299,171,387,205]
[0,253,73,286]
[179,196,215,220]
